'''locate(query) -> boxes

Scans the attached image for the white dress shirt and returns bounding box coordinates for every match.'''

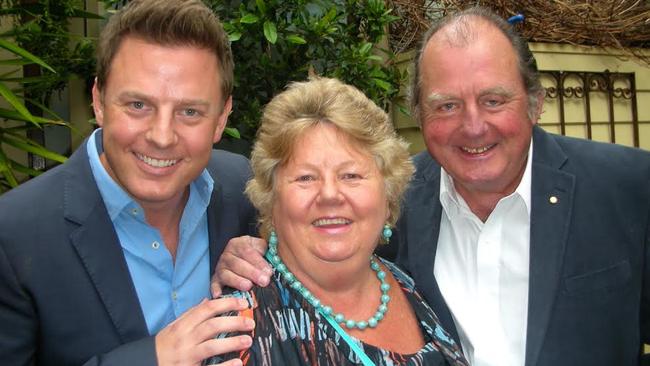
[434,143,533,366]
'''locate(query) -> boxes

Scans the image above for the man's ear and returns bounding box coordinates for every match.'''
[91,78,105,127]
[212,95,233,143]
[532,90,545,125]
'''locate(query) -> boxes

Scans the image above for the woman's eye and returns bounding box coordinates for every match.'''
[296,175,314,182]
[342,173,361,180]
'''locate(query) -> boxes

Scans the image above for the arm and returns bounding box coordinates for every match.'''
[82,297,254,366]
[0,243,253,366]
[211,236,272,298]
[84,299,254,366]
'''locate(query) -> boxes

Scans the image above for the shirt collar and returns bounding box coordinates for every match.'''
[86,128,214,221]
[439,139,534,218]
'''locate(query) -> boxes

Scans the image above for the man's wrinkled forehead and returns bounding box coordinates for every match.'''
[430,15,495,49]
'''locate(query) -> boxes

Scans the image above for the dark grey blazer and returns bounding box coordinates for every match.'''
[382,126,650,366]
[0,140,257,365]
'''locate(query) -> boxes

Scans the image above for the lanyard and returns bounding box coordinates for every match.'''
[320,310,377,366]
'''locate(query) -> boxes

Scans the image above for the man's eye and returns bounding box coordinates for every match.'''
[130,101,145,109]
[437,103,456,112]
[183,108,198,117]
[482,96,506,107]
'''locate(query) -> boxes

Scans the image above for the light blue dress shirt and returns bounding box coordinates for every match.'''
[87,129,212,335]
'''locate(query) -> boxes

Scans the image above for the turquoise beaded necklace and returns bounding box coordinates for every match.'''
[265,231,391,330]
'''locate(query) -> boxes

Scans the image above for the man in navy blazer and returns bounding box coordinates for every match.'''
[213,6,650,366]
[394,127,650,366]
[386,6,650,366]
[0,0,256,365]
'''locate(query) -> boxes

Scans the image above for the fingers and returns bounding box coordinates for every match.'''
[155,297,254,366]
[212,236,272,296]
[197,334,252,363]
[194,310,254,342]
[179,297,249,328]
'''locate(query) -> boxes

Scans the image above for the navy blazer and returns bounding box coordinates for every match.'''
[0,141,257,365]
[380,126,650,366]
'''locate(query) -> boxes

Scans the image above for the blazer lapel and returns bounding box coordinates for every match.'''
[65,144,148,343]
[405,156,461,345]
[525,127,575,366]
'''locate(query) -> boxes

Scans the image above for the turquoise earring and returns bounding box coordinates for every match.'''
[382,224,392,242]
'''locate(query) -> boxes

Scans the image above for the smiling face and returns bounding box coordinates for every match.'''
[418,20,541,206]
[92,36,231,210]
[271,123,388,274]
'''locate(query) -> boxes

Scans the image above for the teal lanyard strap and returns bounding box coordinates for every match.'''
[320,310,377,366]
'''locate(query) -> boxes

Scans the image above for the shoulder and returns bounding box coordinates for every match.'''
[541,130,650,174]
[206,150,251,189]
[411,151,440,181]
[207,149,251,174]
[0,141,94,209]
[0,161,73,219]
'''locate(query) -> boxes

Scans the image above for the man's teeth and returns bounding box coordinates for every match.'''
[462,145,493,154]
[137,154,178,168]
[313,218,351,226]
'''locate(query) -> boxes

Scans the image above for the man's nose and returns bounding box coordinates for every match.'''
[146,112,177,148]
[460,103,488,137]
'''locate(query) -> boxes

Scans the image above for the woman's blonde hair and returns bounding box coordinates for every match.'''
[246,77,414,237]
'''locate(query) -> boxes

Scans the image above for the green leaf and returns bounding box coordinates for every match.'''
[0,83,37,125]
[359,42,373,55]
[228,32,242,42]
[367,55,382,61]
[322,7,337,23]
[286,35,307,44]
[240,14,259,24]
[224,127,240,139]
[2,134,67,163]
[9,161,42,177]
[0,107,64,126]
[263,21,278,44]
[255,0,267,14]
[0,39,55,73]
[0,150,19,187]
[0,59,32,66]
[372,77,392,91]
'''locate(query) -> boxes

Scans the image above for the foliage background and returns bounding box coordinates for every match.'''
[211,0,405,145]
[0,0,99,192]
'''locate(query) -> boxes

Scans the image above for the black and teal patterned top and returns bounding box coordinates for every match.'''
[208,258,468,366]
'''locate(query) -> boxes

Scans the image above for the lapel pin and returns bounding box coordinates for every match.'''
[549,196,559,204]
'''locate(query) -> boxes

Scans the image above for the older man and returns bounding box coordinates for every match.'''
[0,1,256,365]
[214,6,650,366]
